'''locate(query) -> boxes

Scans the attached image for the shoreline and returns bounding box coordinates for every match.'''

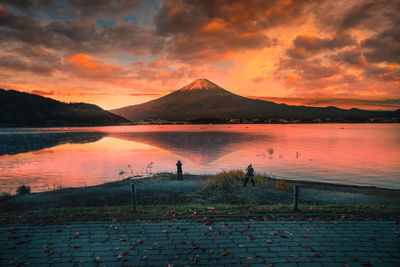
[1,172,399,225]
[2,173,399,210]
[3,171,400,195]
[1,120,399,129]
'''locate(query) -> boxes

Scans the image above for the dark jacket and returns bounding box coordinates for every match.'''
[246,166,254,177]
[176,161,182,172]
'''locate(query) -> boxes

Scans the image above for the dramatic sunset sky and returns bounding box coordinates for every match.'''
[0,0,399,110]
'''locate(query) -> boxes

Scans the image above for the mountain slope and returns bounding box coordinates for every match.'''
[0,89,129,126]
[111,79,399,122]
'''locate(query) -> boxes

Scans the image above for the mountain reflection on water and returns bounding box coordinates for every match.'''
[0,130,270,164]
[109,131,269,164]
[0,132,106,156]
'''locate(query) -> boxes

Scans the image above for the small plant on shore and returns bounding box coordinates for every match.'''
[275,180,292,191]
[52,181,63,191]
[203,170,245,191]
[119,170,127,179]
[254,174,269,186]
[16,185,31,195]
[203,170,269,191]
[0,192,12,201]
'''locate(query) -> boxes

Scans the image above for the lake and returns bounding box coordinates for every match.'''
[0,124,399,192]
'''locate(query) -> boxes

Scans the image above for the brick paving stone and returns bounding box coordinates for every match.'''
[0,220,399,266]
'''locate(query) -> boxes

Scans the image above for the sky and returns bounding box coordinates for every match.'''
[0,0,399,110]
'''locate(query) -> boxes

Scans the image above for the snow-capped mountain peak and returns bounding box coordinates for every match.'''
[178,78,224,91]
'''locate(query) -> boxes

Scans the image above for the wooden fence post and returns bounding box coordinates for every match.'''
[293,185,299,212]
[131,183,137,212]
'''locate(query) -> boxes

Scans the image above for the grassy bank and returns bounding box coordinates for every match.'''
[1,170,399,225]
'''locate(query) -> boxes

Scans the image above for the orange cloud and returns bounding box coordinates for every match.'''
[148,60,168,68]
[200,19,227,34]
[285,75,297,84]
[65,53,126,80]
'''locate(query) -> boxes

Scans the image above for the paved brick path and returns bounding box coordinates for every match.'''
[1,220,399,266]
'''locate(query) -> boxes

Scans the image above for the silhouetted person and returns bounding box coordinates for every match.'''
[176,160,183,180]
[243,164,255,187]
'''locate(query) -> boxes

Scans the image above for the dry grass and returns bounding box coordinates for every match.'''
[203,170,269,190]
[275,180,292,191]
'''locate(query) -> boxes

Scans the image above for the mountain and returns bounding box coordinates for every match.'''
[0,89,129,126]
[110,79,399,122]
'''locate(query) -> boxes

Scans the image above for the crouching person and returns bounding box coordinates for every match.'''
[243,164,255,187]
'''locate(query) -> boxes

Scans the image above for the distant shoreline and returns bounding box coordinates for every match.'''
[0,120,399,128]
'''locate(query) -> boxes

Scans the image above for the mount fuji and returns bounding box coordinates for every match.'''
[110,79,399,122]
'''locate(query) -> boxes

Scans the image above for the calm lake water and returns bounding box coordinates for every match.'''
[0,124,399,192]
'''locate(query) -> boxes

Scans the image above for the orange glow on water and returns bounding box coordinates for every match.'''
[0,124,399,192]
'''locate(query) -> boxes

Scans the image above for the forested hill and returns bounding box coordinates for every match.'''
[0,89,129,126]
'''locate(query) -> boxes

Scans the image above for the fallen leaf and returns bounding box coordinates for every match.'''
[221,251,229,256]
[369,237,377,240]
[73,245,80,249]
[238,244,245,248]
[227,230,232,235]
[361,263,372,267]
[123,251,129,256]
[314,254,321,258]
[117,254,122,260]
[142,255,147,260]
[280,235,288,238]
[55,228,62,233]
[300,244,307,248]
[303,234,309,238]
[204,221,213,225]
[267,240,272,244]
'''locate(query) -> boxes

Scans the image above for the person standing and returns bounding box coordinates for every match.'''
[244,164,255,187]
[176,160,183,180]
